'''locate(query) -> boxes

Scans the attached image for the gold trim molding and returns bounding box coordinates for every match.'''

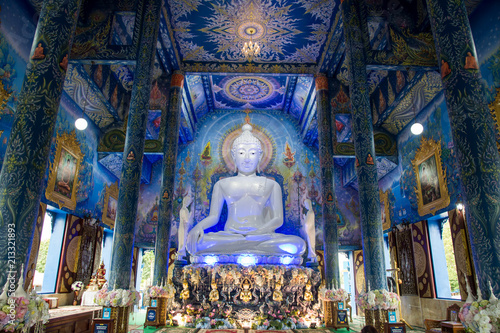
[45,131,83,210]
[102,181,119,229]
[412,137,450,216]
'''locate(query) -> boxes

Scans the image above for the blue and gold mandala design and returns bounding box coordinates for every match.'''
[226,77,273,103]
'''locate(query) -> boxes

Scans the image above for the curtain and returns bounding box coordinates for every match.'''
[24,203,47,290]
[411,221,436,298]
[448,209,476,300]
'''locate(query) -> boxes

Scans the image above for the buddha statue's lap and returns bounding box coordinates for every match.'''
[187,124,306,257]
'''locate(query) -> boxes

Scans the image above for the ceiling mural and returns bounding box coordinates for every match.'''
[211,74,287,109]
[166,0,337,65]
[381,71,443,134]
[63,65,116,129]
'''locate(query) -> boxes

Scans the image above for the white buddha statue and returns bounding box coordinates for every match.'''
[302,198,317,261]
[177,192,194,258]
[187,124,306,257]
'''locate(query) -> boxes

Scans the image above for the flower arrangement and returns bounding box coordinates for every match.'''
[94,287,141,307]
[319,287,349,302]
[356,289,400,311]
[0,291,50,333]
[459,282,499,333]
[71,281,84,292]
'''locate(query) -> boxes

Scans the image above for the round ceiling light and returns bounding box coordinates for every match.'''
[75,117,88,131]
[411,122,423,135]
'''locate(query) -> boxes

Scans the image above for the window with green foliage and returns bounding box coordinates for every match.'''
[442,220,460,298]
[140,250,155,290]
[428,218,460,299]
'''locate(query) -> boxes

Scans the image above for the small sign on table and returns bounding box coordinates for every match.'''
[338,302,344,310]
[103,307,111,320]
[388,310,397,323]
[384,322,406,333]
[337,310,348,325]
[92,319,114,333]
[144,307,159,327]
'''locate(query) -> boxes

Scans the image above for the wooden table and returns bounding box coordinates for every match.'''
[441,321,465,333]
[384,322,406,333]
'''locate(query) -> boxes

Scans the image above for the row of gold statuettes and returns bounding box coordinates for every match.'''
[179,277,315,303]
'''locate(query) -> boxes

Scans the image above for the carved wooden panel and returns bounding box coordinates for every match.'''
[449,209,477,300]
[56,215,83,293]
[388,231,398,271]
[76,221,102,286]
[396,227,418,295]
[411,221,436,298]
[353,249,365,312]
[92,227,104,275]
[131,247,139,287]
[24,203,47,290]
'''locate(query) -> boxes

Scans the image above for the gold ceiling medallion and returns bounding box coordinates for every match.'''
[45,131,84,210]
[102,181,119,229]
[412,137,450,216]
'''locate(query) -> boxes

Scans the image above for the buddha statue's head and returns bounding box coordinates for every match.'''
[231,124,263,174]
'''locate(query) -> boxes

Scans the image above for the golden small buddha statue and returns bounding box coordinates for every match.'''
[96,262,107,289]
[209,280,219,302]
[304,280,314,302]
[181,279,190,300]
[240,278,252,303]
[273,280,283,302]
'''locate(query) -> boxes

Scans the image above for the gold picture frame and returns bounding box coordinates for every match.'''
[412,137,450,216]
[102,182,119,229]
[45,131,83,210]
[379,189,391,230]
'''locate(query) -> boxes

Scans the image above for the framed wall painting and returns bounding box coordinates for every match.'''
[45,131,83,210]
[412,137,450,216]
[103,182,119,229]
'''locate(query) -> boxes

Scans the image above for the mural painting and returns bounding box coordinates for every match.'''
[54,148,78,199]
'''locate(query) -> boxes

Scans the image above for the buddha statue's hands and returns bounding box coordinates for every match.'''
[187,224,205,253]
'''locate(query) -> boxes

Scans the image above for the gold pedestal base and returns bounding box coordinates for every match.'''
[110,306,130,333]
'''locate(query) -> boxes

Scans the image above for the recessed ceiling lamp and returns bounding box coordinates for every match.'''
[75,81,89,131]
[410,105,423,135]
[241,27,260,60]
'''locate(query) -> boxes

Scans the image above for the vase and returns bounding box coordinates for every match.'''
[323,300,336,327]
[73,290,79,305]
[365,309,375,327]
[373,309,388,333]
[110,306,130,333]
[152,297,167,326]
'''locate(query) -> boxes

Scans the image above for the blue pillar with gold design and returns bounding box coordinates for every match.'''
[109,0,163,290]
[315,74,340,288]
[0,0,82,288]
[427,0,500,298]
[153,71,184,285]
[341,0,386,290]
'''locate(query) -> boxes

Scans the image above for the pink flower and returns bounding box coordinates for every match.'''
[16,306,28,319]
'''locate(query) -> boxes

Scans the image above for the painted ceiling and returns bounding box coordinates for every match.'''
[26,0,483,186]
[165,0,337,67]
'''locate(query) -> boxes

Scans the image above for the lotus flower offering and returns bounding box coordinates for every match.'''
[356,289,400,311]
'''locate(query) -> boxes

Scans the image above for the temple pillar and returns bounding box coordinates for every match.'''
[315,74,340,287]
[153,71,184,285]
[427,0,500,297]
[109,0,163,290]
[0,0,82,288]
[341,0,386,290]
